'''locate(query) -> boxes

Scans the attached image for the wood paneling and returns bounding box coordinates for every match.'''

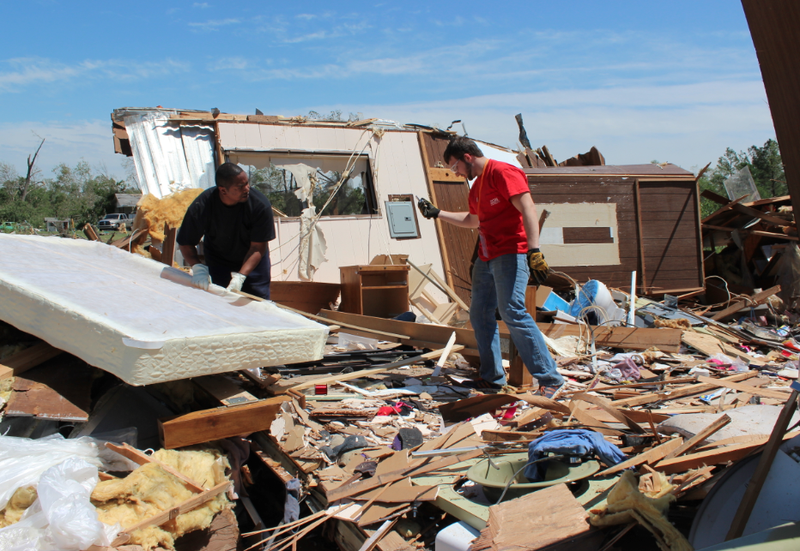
[527,172,702,294]
[419,132,477,305]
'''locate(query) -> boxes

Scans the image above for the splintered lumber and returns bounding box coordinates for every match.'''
[325,449,484,503]
[570,392,645,434]
[159,395,292,449]
[696,375,791,401]
[611,371,757,408]
[661,414,732,461]
[596,437,684,477]
[710,285,781,321]
[517,392,571,415]
[281,345,463,393]
[654,430,800,474]
[0,341,63,379]
[438,393,518,423]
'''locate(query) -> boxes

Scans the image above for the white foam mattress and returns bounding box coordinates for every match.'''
[0,234,328,385]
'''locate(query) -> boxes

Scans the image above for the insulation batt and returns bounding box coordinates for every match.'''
[0,486,37,528]
[91,448,230,551]
[589,470,692,551]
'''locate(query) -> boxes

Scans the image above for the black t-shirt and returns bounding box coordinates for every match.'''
[177,187,276,270]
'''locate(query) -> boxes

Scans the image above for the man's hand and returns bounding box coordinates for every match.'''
[417,198,440,220]
[227,272,246,293]
[526,248,551,286]
[191,263,211,291]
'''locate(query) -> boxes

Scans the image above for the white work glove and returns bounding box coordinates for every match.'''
[191,263,210,291]
[227,272,246,293]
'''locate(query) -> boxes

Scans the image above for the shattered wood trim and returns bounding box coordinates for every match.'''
[610,370,757,407]
[158,395,292,449]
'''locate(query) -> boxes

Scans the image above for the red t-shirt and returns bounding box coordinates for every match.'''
[468,159,530,261]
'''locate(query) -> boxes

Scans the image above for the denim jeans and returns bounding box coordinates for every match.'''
[470,253,564,387]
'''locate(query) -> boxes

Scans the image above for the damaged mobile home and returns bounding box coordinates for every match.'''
[110,107,703,303]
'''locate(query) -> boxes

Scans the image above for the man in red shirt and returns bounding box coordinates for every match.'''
[417,137,565,397]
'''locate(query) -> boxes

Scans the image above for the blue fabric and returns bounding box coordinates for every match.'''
[470,254,564,387]
[524,429,628,481]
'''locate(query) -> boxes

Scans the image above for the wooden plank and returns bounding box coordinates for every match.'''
[161,224,177,266]
[158,396,292,449]
[710,285,781,321]
[281,345,463,393]
[0,342,63,380]
[634,179,648,292]
[661,414,732,461]
[611,371,757,408]
[696,375,791,401]
[570,392,645,434]
[438,393,518,423]
[653,431,799,474]
[596,436,683,477]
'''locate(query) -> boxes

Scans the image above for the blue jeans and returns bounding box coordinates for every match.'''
[470,254,564,387]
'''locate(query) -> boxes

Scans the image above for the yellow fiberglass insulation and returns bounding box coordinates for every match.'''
[0,486,37,528]
[136,189,204,244]
[91,448,230,551]
[589,470,693,551]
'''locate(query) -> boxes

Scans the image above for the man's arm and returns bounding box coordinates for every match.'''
[437,210,480,228]
[239,242,268,276]
[510,192,540,249]
[179,244,202,267]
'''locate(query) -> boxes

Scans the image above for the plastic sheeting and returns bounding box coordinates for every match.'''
[0,235,328,385]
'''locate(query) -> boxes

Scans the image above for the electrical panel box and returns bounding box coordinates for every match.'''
[385,201,419,239]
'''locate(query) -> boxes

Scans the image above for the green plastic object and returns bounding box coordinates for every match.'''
[466,453,600,502]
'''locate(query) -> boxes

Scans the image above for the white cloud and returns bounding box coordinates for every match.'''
[188,18,240,31]
[0,57,190,92]
[302,79,775,172]
[0,120,128,180]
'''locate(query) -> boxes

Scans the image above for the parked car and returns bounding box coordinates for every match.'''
[1,221,16,232]
[97,213,129,231]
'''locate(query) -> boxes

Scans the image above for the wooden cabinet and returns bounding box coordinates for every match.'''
[339,265,410,318]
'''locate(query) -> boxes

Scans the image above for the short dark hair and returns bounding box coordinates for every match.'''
[215,162,245,188]
[443,137,484,164]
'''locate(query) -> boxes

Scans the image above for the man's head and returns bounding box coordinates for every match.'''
[216,162,250,205]
[443,137,485,180]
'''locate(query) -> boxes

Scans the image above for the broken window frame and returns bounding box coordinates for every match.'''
[228,151,379,218]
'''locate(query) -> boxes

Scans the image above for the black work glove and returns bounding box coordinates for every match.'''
[417,198,440,219]
[526,248,551,286]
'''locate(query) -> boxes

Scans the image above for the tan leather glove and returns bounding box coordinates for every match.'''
[526,248,550,286]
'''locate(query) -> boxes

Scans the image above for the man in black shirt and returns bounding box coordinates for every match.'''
[177,162,276,299]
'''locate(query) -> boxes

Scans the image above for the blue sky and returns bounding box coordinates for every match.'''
[0,1,775,183]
